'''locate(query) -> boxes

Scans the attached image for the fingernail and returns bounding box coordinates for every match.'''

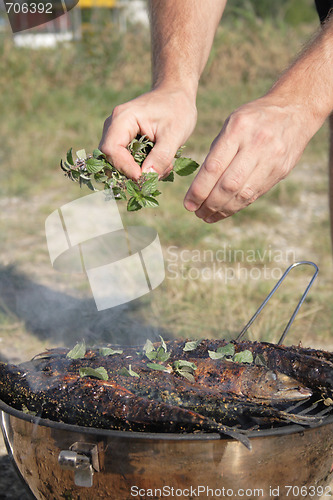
[184,200,199,212]
[205,216,215,223]
[142,166,157,174]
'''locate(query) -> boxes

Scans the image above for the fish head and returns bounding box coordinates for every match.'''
[257,370,312,402]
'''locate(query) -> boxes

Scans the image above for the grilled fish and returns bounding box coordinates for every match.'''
[0,338,330,448]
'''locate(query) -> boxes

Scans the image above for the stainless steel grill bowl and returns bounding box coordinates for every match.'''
[1,399,333,500]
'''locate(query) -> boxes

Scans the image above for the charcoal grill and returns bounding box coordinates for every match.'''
[1,261,333,500]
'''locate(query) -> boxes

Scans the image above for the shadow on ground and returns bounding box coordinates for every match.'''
[0,453,34,500]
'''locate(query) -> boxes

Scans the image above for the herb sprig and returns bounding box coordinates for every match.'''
[60,135,199,212]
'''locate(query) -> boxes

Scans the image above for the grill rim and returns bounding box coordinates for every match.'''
[1,398,333,442]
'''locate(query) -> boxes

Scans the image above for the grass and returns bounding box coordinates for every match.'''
[0,16,332,359]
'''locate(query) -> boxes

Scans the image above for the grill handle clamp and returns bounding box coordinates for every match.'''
[58,442,101,487]
[236,261,319,344]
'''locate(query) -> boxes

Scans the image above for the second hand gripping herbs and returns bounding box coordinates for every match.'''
[60,135,200,212]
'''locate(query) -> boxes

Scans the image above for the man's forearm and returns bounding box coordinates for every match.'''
[267,16,333,131]
[149,0,227,97]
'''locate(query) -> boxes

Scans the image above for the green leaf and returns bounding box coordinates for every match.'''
[70,170,80,181]
[119,365,140,378]
[178,370,195,383]
[159,335,167,352]
[173,360,197,382]
[76,149,86,160]
[66,341,86,360]
[142,196,159,208]
[79,366,109,381]
[208,344,235,360]
[127,197,142,211]
[146,351,158,361]
[94,173,108,183]
[85,158,106,174]
[126,179,140,196]
[141,173,159,196]
[143,339,155,355]
[233,350,254,364]
[66,148,74,166]
[80,178,96,192]
[151,189,162,197]
[208,350,226,360]
[157,351,170,362]
[173,360,197,371]
[63,160,74,171]
[99,347,123,356]
[93,148,106,159]
[161,171,174,182]
[146,362,169,372]
[183,339,202,352]
[217,343,235,357]
[174,157,200,176]
[60,159,70,172]
[79,173,91,181]
[112,187,127,200]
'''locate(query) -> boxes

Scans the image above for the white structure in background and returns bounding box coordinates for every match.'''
[13,6,81,48]
[116,0,149,31]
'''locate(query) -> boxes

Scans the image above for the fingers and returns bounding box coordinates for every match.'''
[99,89,198,181]
[183,97,307,224]
[141,132,183,178]
[183,129,240,212]
[99,110,142,180]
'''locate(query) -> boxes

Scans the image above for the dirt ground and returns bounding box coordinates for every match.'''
[0,434,33,499]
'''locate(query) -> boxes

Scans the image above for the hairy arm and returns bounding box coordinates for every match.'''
[99,0,226,179]
[184,17,333,222]
[150,0,226,95]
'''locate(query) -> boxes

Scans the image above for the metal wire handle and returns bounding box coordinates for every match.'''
[235,261,319,345]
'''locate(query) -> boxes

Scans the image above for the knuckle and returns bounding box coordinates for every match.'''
[227,111,250,134]
[111,104,125,119]
[278,163,290,180]
[204,157,223,176]
[236,186,257,204]
[188,183,204,202]
[219,175,242,196]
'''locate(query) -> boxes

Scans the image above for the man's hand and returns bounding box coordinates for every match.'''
[184,96,319,223]
[99,87,197,180]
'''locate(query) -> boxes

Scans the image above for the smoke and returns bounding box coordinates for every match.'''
[0,264,169,354]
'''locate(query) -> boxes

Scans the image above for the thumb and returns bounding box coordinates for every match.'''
[141,140,179,177]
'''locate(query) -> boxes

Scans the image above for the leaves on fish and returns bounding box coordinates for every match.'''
[208,343,235,360]
[209,345,253,364]
[183,339,202,352]
[143,336,170,363]
[146,362,170,373]
[233,350,254,364]
[79,366,108,381]
[99,347,123,356]
[66,341,86,360]
[60,135,199,211]
[119,364,140,378]
[173,360,197,382]
[143,339,155,355]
